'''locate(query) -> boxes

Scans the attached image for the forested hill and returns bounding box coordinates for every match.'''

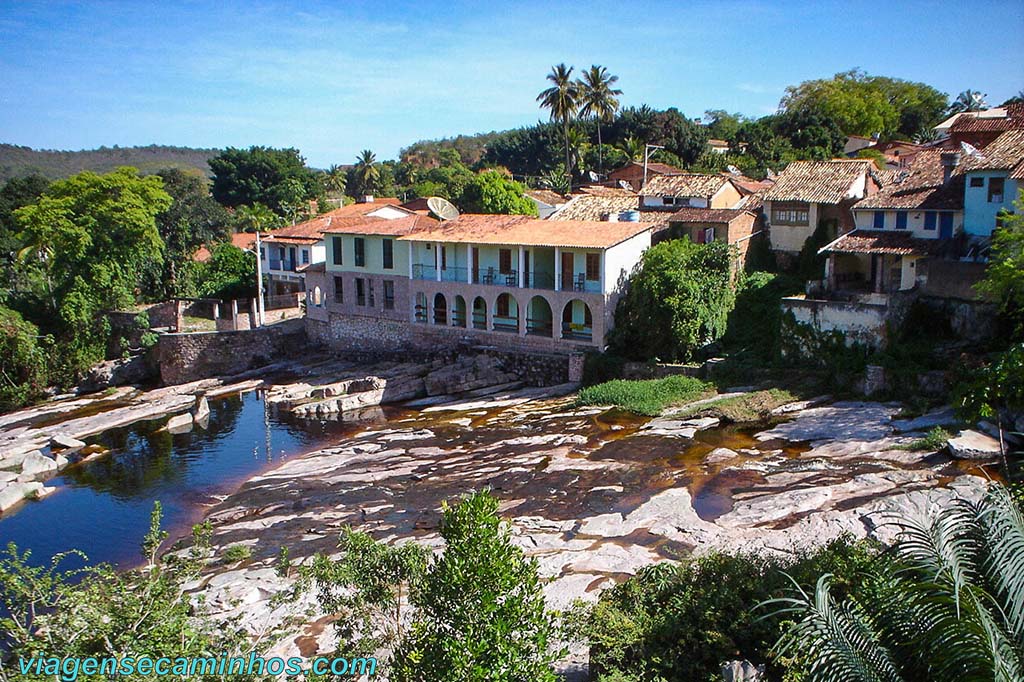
[0,143,220,182]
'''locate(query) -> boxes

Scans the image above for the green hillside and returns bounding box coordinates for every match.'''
[0,143,220,182]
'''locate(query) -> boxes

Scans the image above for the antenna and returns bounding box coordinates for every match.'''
[618,180,634,192]
[426,196,460,221]
[588,170,600,182]
[726,165,741,175]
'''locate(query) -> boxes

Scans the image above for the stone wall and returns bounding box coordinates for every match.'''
[781,296,891,348]
[158,319,305,385]
[918,296,998,343]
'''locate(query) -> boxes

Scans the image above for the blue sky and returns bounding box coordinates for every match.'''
[1,1,1022,168]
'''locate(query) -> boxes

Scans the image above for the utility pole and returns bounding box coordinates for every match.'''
[643,143,665,189]
[254,231,266,327]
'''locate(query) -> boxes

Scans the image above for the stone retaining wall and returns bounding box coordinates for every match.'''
[158,319,305,385]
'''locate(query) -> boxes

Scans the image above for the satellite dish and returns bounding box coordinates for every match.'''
[960,141,984,158]
[726,165,741,175]
[618,180,634,191]
[588,170,600,182]
[427,196,460,221]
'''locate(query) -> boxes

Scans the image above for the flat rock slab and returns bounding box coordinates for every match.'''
[891,407,958,433]
[757,402,899,444]
[947,430,1001,460]
[641,416,720,439]
[165,412,194,434]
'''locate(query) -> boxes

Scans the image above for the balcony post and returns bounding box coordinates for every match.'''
[408,241,414,279]
[554,247,561,291]
[435,244,442,282]
[467,244,473,284]
[517,246,525,288]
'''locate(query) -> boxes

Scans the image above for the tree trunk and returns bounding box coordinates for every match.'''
[597,122,603,176]
[563,118,572,186]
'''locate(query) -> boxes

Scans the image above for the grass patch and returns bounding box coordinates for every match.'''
[896,426,954,452]
[672,388,797,423]
[221,544,253,563]
[576,375,713,416]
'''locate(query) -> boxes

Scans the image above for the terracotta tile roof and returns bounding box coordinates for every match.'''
[577,185,637,197]
[298,262,325,273]
[959,129,1024,179]
[854,150,965,210]
[524,189,568,206]
[736,193,763,212]
[819,229,942,256]
[547,193,671,227]
[668,207,753,224]
[728,175,774,195]
[396,214,654,249]
[763,160,873,204]
[608,161,683,178]
[321,213,439,237]
[264,201,415,241]
[949,103,1024,134]
[193,232,257,262]
[640,173,732,199]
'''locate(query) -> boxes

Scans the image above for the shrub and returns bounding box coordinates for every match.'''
[581,536,879,682]
[576,375,712,415]
[896,426,954,452]
[0,305,49,411]
[222,544,252,563]
[582,352,626,386]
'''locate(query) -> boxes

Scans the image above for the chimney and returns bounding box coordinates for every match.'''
[360,194,374,204]
[940,152,961,185]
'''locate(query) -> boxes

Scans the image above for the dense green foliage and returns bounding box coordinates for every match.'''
[771,483,1024,681]
[781,70,949,140]
[14,167,171,383]
[0,504,258,680]
[610,240,737,362]
[576,375,712,416]
[459,170,538,215]
[195,243,257,300]
[0,305,48,411]
[301,491,562,680]
[0,143,217,183]
[0,173,50,290]
[976,192,1024,340]
[721,271,804,365]
[580,537,879,682]
[209,146,323,214]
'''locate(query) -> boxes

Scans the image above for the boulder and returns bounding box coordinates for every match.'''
[947,430,1001,460]
[51,434,86,452]
[891,407,958,433]
[721,660,765,682]
[78,355,154,393]
[192,395,210,422]
[705,447,739,464]
[0,482,44,513]
[20,451,57,477]
[165,412,194,434]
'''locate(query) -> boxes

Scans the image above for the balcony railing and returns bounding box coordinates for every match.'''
[411,263,600,292]
[561,323,594,341]
[268,258,296,272]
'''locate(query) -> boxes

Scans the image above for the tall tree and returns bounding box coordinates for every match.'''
[352,150,381,197]
[459,171,538,216]
[537,63,580,183]
[578,65,623,175]
[324,164,347,200]
[208,146,321,214]
[949,89,989,114]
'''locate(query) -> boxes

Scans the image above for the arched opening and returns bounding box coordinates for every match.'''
[313,286,322,306]
[492,293,519,333]
[472,296,487,330]
[432,293,448,325]
[526,296,553,337]
[414,292,428,323]
[561,299,593,341]
[452,295,467,328]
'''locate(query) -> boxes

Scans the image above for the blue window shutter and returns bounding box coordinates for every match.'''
[873,211,885,229]
[896,212,908,230]
[924,212,937,230]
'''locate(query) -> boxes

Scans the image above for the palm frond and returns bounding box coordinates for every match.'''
[979,484,1024,641]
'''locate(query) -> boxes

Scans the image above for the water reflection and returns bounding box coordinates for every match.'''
[0,390,380,569]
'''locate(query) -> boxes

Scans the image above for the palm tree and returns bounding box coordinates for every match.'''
[767,483,1024,681]
[354,150,380,196]
[324,164,347,202]
[577,65,623,176]
[617,136,644,163]
[537,64,580,183]
[949,89,989,114]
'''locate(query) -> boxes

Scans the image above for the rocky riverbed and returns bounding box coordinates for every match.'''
[178,386,994,669]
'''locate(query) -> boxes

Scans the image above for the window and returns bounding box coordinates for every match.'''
[332,236,343,265]
[368,280,375,307]
[333,276,343,303]
[496,295,509,317]
[771,203,809,226]
[441,246,447,271]
[989,177,1005,203]
[499,248,512,274]
[585,252,600,281]
[702,227,716,243]
[382,239,394,270]
[383,280,395,309]
[924,212,937,231]
[873,211,885,229]
[355,278,366,306]
[354,238,365,266]
[301,249,310,264]
[895,212,908,230]
[970,177,984,188]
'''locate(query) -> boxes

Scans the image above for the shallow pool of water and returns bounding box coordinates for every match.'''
[0,390,376,569]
